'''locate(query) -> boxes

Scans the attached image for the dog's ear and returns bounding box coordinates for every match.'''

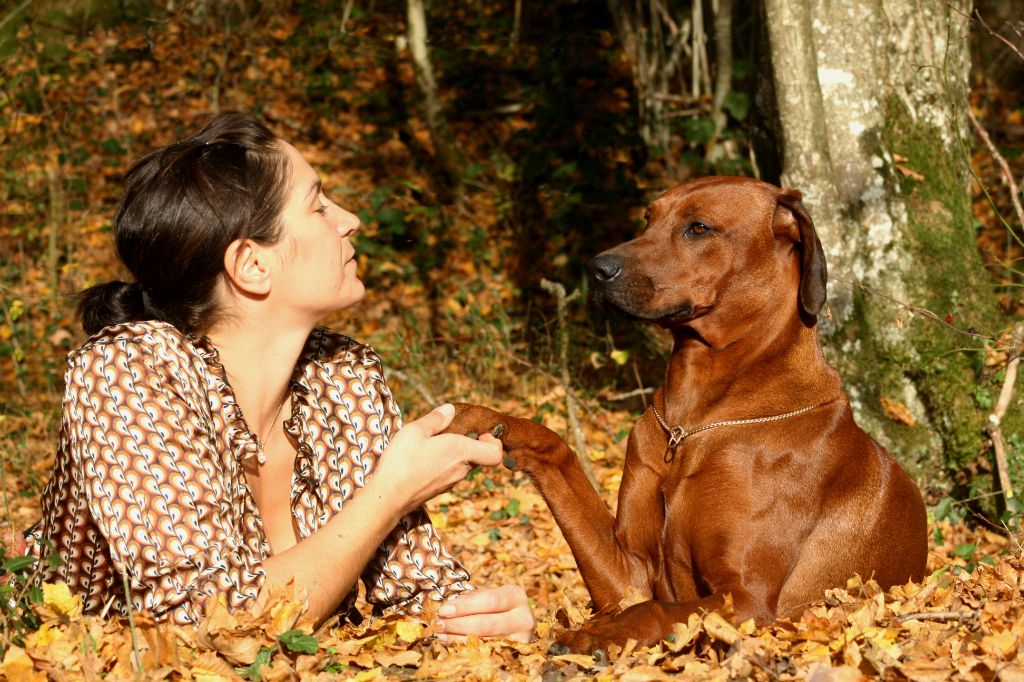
[774,188,827,317]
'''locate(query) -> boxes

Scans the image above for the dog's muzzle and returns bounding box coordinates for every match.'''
[588,252,698,324]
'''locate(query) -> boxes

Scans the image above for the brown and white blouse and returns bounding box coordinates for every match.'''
[25,321,472,625]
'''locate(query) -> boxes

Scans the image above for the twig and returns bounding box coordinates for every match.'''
[987,323,1023,502]
[121,573,144,679]
[387,367,439,407]
[838,278,1002,345]
[631,361,649,410]
[972,10,1024,63]
[896,609,979,623]
[967,108,1024,248]
[605,387,655,401]
[710,0,733,136]
[509,0,521,47]
[0,0,31,34]
[505,351,628,459]
[339,0,356,33]
[540,279,600,493]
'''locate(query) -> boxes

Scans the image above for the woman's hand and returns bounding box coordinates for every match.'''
[379,404,503,516]
[435,585,535,644]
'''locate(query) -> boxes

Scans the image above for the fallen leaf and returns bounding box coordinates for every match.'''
[880,396,916,426]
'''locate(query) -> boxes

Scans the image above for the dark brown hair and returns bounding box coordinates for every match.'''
[77,112,289,335]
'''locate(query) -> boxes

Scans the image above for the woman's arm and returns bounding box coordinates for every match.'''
[260,404,503,624]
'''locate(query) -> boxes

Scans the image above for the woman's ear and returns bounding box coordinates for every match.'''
[223,238,272,296]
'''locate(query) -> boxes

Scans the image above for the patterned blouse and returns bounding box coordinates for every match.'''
[25,321,472,625]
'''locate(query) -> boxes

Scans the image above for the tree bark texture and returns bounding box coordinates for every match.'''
[763,0,1014,483]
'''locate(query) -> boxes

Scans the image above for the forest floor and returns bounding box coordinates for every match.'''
[2,3,1024,680]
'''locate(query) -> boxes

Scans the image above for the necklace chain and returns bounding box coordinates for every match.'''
[651,394,841,463]
[258,394,289,448]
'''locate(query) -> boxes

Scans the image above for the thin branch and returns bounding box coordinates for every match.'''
[896,609,979,623]
[967,108,1024,248]
[0,0,31,34]
[839,278,1004,345]
[541,279,600,494]
[973,10,1024,63]
[605,387,655,401]
[987,323,1023,501]
[387,367,440,407]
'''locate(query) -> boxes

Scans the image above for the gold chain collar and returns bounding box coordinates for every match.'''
[651,394,842,463]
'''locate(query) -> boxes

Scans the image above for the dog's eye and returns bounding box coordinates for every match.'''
[685,221,711,237]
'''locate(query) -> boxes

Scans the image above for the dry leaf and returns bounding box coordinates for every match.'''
[880,396,916,426]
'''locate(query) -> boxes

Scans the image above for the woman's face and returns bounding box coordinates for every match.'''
[271,141,364,319]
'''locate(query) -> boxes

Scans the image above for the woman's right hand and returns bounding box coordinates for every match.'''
[379,403,503,516]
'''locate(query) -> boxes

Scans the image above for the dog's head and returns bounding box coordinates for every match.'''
[588,176,827,337]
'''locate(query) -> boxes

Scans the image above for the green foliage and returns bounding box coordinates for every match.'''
[0,539,59,649]
[279,628,318,655]
[240,646,274,681]
[722,91,750,122]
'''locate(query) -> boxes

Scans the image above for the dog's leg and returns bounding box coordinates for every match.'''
[555,588,775,653]
[447,403,658,609]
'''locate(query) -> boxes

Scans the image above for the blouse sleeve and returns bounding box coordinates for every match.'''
[357,356,475,615]
[66,336,266,623]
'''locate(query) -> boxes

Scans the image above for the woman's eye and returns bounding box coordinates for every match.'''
[315,204,328,216]
[685,221,710,237]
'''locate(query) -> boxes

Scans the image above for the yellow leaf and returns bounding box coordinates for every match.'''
[610,350,630,365]
[24,622,60,650]
[980,630,1018,659]
[665,613,702,652]
[445,298,465,315]
[427,510,448,530]
[395,620,424,643]
[190,652,242,681]
[551,653,596,667]
[0,645,46,682]
[373,649,422,667]
[703,611,741,645]
[354,668,382,681]
[40,582,83,619]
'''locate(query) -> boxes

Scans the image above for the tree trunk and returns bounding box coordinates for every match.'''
[406,0,464,188]
[763,0,1010,486]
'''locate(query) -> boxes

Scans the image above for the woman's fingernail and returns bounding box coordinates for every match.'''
[436,633,450,643]
[435,619,446,632]
[438,403,455,417]
[438,604,456,617]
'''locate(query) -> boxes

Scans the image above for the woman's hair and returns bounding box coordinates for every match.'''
[77,112,289,336]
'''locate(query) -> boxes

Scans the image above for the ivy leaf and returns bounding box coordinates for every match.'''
[279,629,318,655]
[953,543,977,561]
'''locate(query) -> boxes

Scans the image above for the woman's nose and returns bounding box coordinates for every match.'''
[337,207,360,236]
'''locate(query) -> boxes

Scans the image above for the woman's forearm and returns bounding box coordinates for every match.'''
[258,475,402,623]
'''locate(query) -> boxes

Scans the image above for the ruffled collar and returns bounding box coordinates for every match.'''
[188,334,311,466]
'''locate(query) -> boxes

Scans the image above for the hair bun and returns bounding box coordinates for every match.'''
[76,281,148,335]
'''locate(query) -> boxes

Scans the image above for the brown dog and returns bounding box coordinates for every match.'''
[447,176,927,651]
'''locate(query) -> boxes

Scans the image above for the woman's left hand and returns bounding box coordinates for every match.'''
[435,584,535,644]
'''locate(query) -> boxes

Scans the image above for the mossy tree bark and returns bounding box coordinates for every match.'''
[762,0,1013,491]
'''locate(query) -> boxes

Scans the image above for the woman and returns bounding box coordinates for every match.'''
[23,112,534,642]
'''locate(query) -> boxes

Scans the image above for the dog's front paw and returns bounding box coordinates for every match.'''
[554,603,671,653]
[447,404,515,466]
[554,617,632,653]
[447,403,570,473]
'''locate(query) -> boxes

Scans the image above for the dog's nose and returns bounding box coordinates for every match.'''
[589,253,623,283]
